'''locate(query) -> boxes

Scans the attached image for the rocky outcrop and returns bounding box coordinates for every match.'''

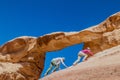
[41,44,120,80]
[0,12,119,80]
[0,37,44,80]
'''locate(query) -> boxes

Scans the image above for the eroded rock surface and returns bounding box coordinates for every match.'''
[41,45,120,80]
[0,12,119,80]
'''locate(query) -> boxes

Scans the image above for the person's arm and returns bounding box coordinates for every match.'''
[61,59,68,68]
[88,50,94,56]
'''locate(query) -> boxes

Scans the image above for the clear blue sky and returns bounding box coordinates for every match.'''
[0,0,120,78]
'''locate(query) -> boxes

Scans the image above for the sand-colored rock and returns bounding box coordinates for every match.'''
[41,45,120,80]
[0,12,119,80]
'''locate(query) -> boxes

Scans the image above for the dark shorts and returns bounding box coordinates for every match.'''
[51,62,57,66]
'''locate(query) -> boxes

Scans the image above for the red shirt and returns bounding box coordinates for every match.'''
[81,49,93,56]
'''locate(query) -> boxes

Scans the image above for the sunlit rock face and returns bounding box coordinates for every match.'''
[41,45,120,80]
[0,37,46,80]
[0,12,120,80]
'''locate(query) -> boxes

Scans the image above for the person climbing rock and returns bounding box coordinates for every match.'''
[73,47,93,66]
[44,57,68,76]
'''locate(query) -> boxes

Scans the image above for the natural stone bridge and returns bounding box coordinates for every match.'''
[0,12,119,80]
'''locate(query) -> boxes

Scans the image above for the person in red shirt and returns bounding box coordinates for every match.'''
[73,47,93,66]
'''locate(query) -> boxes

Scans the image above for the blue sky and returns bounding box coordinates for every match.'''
[0,0,120,78]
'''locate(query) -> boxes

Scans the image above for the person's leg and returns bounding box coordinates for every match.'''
[82,54,88,62]
[44,63,53,76]
[52,65,59,72]
[58,64,61,70]
[73,56,81,66]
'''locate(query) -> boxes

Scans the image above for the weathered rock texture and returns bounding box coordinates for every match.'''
[41,45,120,80]
[0,12,119,80]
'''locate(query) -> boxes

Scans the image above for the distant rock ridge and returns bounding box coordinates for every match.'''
[0,12,119,80]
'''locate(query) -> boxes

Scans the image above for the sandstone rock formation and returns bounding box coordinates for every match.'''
[0,12,119,80]
[41,44,120,80]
